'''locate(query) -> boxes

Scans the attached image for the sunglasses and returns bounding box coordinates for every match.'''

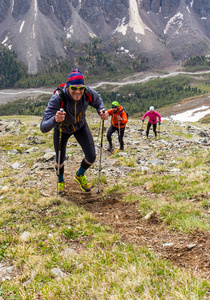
[69,85,86,91]
[112,106,118,108]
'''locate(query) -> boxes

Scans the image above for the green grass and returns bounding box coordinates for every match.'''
[0,115,210,299]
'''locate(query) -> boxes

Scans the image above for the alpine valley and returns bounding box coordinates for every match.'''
[1,0,210,75]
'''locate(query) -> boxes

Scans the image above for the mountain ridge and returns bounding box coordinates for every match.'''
[1,0,210,74]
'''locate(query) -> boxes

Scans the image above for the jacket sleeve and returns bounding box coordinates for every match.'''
[156,112,161,122]
[142,111,149,120]
[40,93,61,133]
[86,87,105,113]
[107,109,112,116]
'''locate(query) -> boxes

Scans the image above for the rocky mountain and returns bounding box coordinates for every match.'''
[1,0,210,74]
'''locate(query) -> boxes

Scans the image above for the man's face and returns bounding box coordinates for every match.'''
[112,106,118,112]
[68,85,86,101]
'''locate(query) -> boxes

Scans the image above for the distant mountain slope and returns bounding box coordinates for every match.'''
[0,0,210,74]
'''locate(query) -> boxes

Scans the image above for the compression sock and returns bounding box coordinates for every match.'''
[58,174,64,183]
[77,166,86,177]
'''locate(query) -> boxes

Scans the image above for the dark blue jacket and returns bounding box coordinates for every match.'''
[40,86,105,134]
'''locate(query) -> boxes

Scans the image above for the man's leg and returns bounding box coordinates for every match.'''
[118,127,125,150]
[153,123,157,137]
[53,129,71,193]
[146,122,151,138]
[74,124,96,192]
[107,124,116,151]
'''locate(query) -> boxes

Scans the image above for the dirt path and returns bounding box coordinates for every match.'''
[45,166,210,283]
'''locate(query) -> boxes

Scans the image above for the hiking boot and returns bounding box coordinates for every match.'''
[58,182,65,194]
[107,145,113,152]
[75,172,91,192]
[120,146,124,150]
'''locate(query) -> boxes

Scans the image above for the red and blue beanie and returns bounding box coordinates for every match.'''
[66,69,85,87]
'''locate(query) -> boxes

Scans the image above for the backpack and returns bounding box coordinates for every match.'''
[122,107,129,119]
[53,83,92,108]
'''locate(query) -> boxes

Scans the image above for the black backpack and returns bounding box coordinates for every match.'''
[122,107,129,119]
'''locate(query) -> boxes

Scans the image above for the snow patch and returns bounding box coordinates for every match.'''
[89,32,96,38]
[78,0,82,10]
[2,36,8,44]
[66,26,74,39]
[164,12,184,35]
[190,0,194,8]
[115,0,151,36]
[129,0,146,35]
[19,21,25,33]
[32,24,35,39]
[169,106,210,122]
[135,36,141,43]
[51,5,54,13]
[186,6,190,14]
[114,17,128,35]
[11,0,14,12]
[201,17,207,20]
[34,0,38,20]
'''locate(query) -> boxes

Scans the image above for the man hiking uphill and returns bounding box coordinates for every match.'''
[40,69,108,194]
[107,101,128,151]
[142,106,161,139]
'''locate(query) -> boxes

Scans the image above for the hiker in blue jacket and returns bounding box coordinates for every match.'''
[40,69,108,193]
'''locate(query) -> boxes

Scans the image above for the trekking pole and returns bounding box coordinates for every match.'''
[97,111,105,194]
[118,118,121,137]
[97,119,101,142]
[159,122,161,140]
[57,108,64,196]
[140,120,144,135]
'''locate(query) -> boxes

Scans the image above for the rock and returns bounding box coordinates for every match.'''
[170,168,181,174]
[25,147,39,153]
[1,186,9,192]
[187,243,196,250]
[20,231,31,242]
[144,182,153,191]
[0,264,15,282]
[51,268,66,278]
[150,159,164,166]
[198,131,209,137]
[61,248,77,256]
[26,136,44,145]
[43,152,56,161]
[162,243,174,247]
[144,211,155,220]
[8,149,19,154]
[11,161,20,169]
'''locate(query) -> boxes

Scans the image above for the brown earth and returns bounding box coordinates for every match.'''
[45,160,210,284]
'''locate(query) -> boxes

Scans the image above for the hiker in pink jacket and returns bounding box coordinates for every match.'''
[142,106,161,139]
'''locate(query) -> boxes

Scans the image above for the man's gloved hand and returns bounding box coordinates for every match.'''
[99,110,109,120]
[117,115,123,121]
[142,119,144,122]
[159,121,161,125]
